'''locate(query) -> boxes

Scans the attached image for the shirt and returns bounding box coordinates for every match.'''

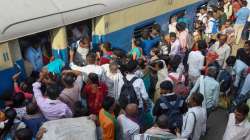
[205,18,218,34]
[178,30,188,51]
[32,82,73,120]
[210,42,231,68]
[169,39,181,56]
[197,13,207,24]
[59,75,83,112]
[223,113,250,140]
[235,7,250,25]
[25,47,44,72]
[118,74,149,108]
[190,76,220,109]
[74,41,89,65]
[187,51,204,77]
[224,2,233,19]
[70,63,105,81]
[240,74,250,96]
[181,106,207,140]
[118,114,140,140]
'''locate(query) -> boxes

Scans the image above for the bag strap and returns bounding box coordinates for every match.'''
[130,77,138,84]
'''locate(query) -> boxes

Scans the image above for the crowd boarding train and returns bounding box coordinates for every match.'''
[0,0,213,96]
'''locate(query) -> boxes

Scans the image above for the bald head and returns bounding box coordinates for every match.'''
[125,103,138,117]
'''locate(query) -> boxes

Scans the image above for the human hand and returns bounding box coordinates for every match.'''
[36,127,47,140]
[12,72,21,81]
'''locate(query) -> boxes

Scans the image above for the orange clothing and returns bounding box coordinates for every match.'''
[99,109,115,140]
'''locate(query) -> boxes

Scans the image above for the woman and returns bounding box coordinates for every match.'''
[83,73,108,115]
[129,38,142,60]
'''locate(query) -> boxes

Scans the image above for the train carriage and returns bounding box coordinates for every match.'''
[0,0,210,97]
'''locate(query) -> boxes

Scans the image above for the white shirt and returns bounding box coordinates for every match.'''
[74,41,89,65]
[181,106,207,140]
[118,114,140,140]
[210,41,231,68]
[118,74,149,108]
[197,13,207,24]
[205,17,217,34]
[70,63,105,81]
[170,39,181,56]
[169,22,177,33]
[187,51,204,77]
[223,113,250,140]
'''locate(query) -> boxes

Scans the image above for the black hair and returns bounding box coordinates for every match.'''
[137,58,146,69]
[169,55,182,72]
[86,53,97,64]
[176,22,186,32]
[88,73,99,85]
[46,83,60,100]
[191,93,204,106]
[156,114,170,129]
[62,72,77,87]
[197,40,208,51]
[169,32,176,38]
[207,11,213,17]
[73,101,88,117]
[125,60,138,73]
[245,40,250,47]
[152,24,161,33]
[15,128,33,140]
[26,103,38,115]
[0,108,17,137]
[156,60,164,69]
[207,66,218,78]
[226,56,236,66]
[12,93,25,108]
[133,39,141,47]
[102,42,112,51]
[102,96,115,111]
[242,0,248,7]
[236,103,249,116]
[160,80,173,91]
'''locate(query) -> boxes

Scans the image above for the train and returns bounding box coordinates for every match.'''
[0,0,213,97]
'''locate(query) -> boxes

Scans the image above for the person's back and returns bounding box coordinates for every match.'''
[235,4,250,25]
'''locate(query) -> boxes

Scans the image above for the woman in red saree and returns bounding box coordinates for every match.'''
[83,73,108,115]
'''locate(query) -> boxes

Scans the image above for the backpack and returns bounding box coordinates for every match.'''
[217,70,233,93]
[160,96,183,129]
[119,77,139,109]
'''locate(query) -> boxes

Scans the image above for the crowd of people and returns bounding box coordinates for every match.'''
[1,0,250,140]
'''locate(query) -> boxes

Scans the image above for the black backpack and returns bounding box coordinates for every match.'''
[160,96,183,130]
[218,70,233,93]
[119,77,139,109]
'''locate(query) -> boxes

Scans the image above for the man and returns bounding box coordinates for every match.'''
[179,93,207,140]
[99,96,118,140]
[145,114,177,139]
[169,32,181,56]
[32,72,73,120]
[236,40,250,66]
[15,128,33,140]
[223,103,250,140]
[153,80,186,129]
[197,7,208,24]
[118,60,149,128]
[74,37,90,66]
[218,7,228,26]
[210,33,231,68]
[189,67,220,116]
[118,103,140,140]
[205,11,219,38]
[234,0,250,45]
[70,51,105,81]
[25,39,44,73]
[187,40,205,85]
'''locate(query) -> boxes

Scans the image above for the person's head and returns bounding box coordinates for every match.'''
[197,40,208,51]
[150,47,160,57]
[170,16,177,24]
[176,22,186,32]
[207,11,214,18]
[46,83,60,100]
[100,42,112,52]
[207,66,218,78]
[235,103,249,124]
[200,7,207,15]
[155,60,164,70]
[218,7,224,15]
[218,33,228,46]
[137,58,146,69]
[5,108,17,120]
[15,128,33,140]
[169,55,182,72]
[224,20,232,28]
[125,60,138,73]
[109,61,119,74]
[26,103,39,115]
[189,93,204,107]
[151,24,161,35]
[86,53,97,64]
[125,103,138,118]
[160,80,173,94]
[226,56,236,67]
[79,37,90,49]
[242,0,248,7]
[102,96,116,113]
[61,72,77,88]
[169,32,177,42]
[73,101,88,117]
[87,73,99,85]
[244,40,250,53]
[156,114,170,129]
[12,93,25,108]
[132,38,141,48]
[141,29,150,39]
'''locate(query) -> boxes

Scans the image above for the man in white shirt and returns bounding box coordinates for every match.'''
[69,50,105,82]
[187,40,205,85]
[210,34,231,68]
[169,32,181,56]
[197,7,208,24]
[180,93,207,140]
[118,103,140,140]
[205,11,218,37]
[223,103,250,140]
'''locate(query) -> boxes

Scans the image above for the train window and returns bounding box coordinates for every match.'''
[133,21,156,40]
